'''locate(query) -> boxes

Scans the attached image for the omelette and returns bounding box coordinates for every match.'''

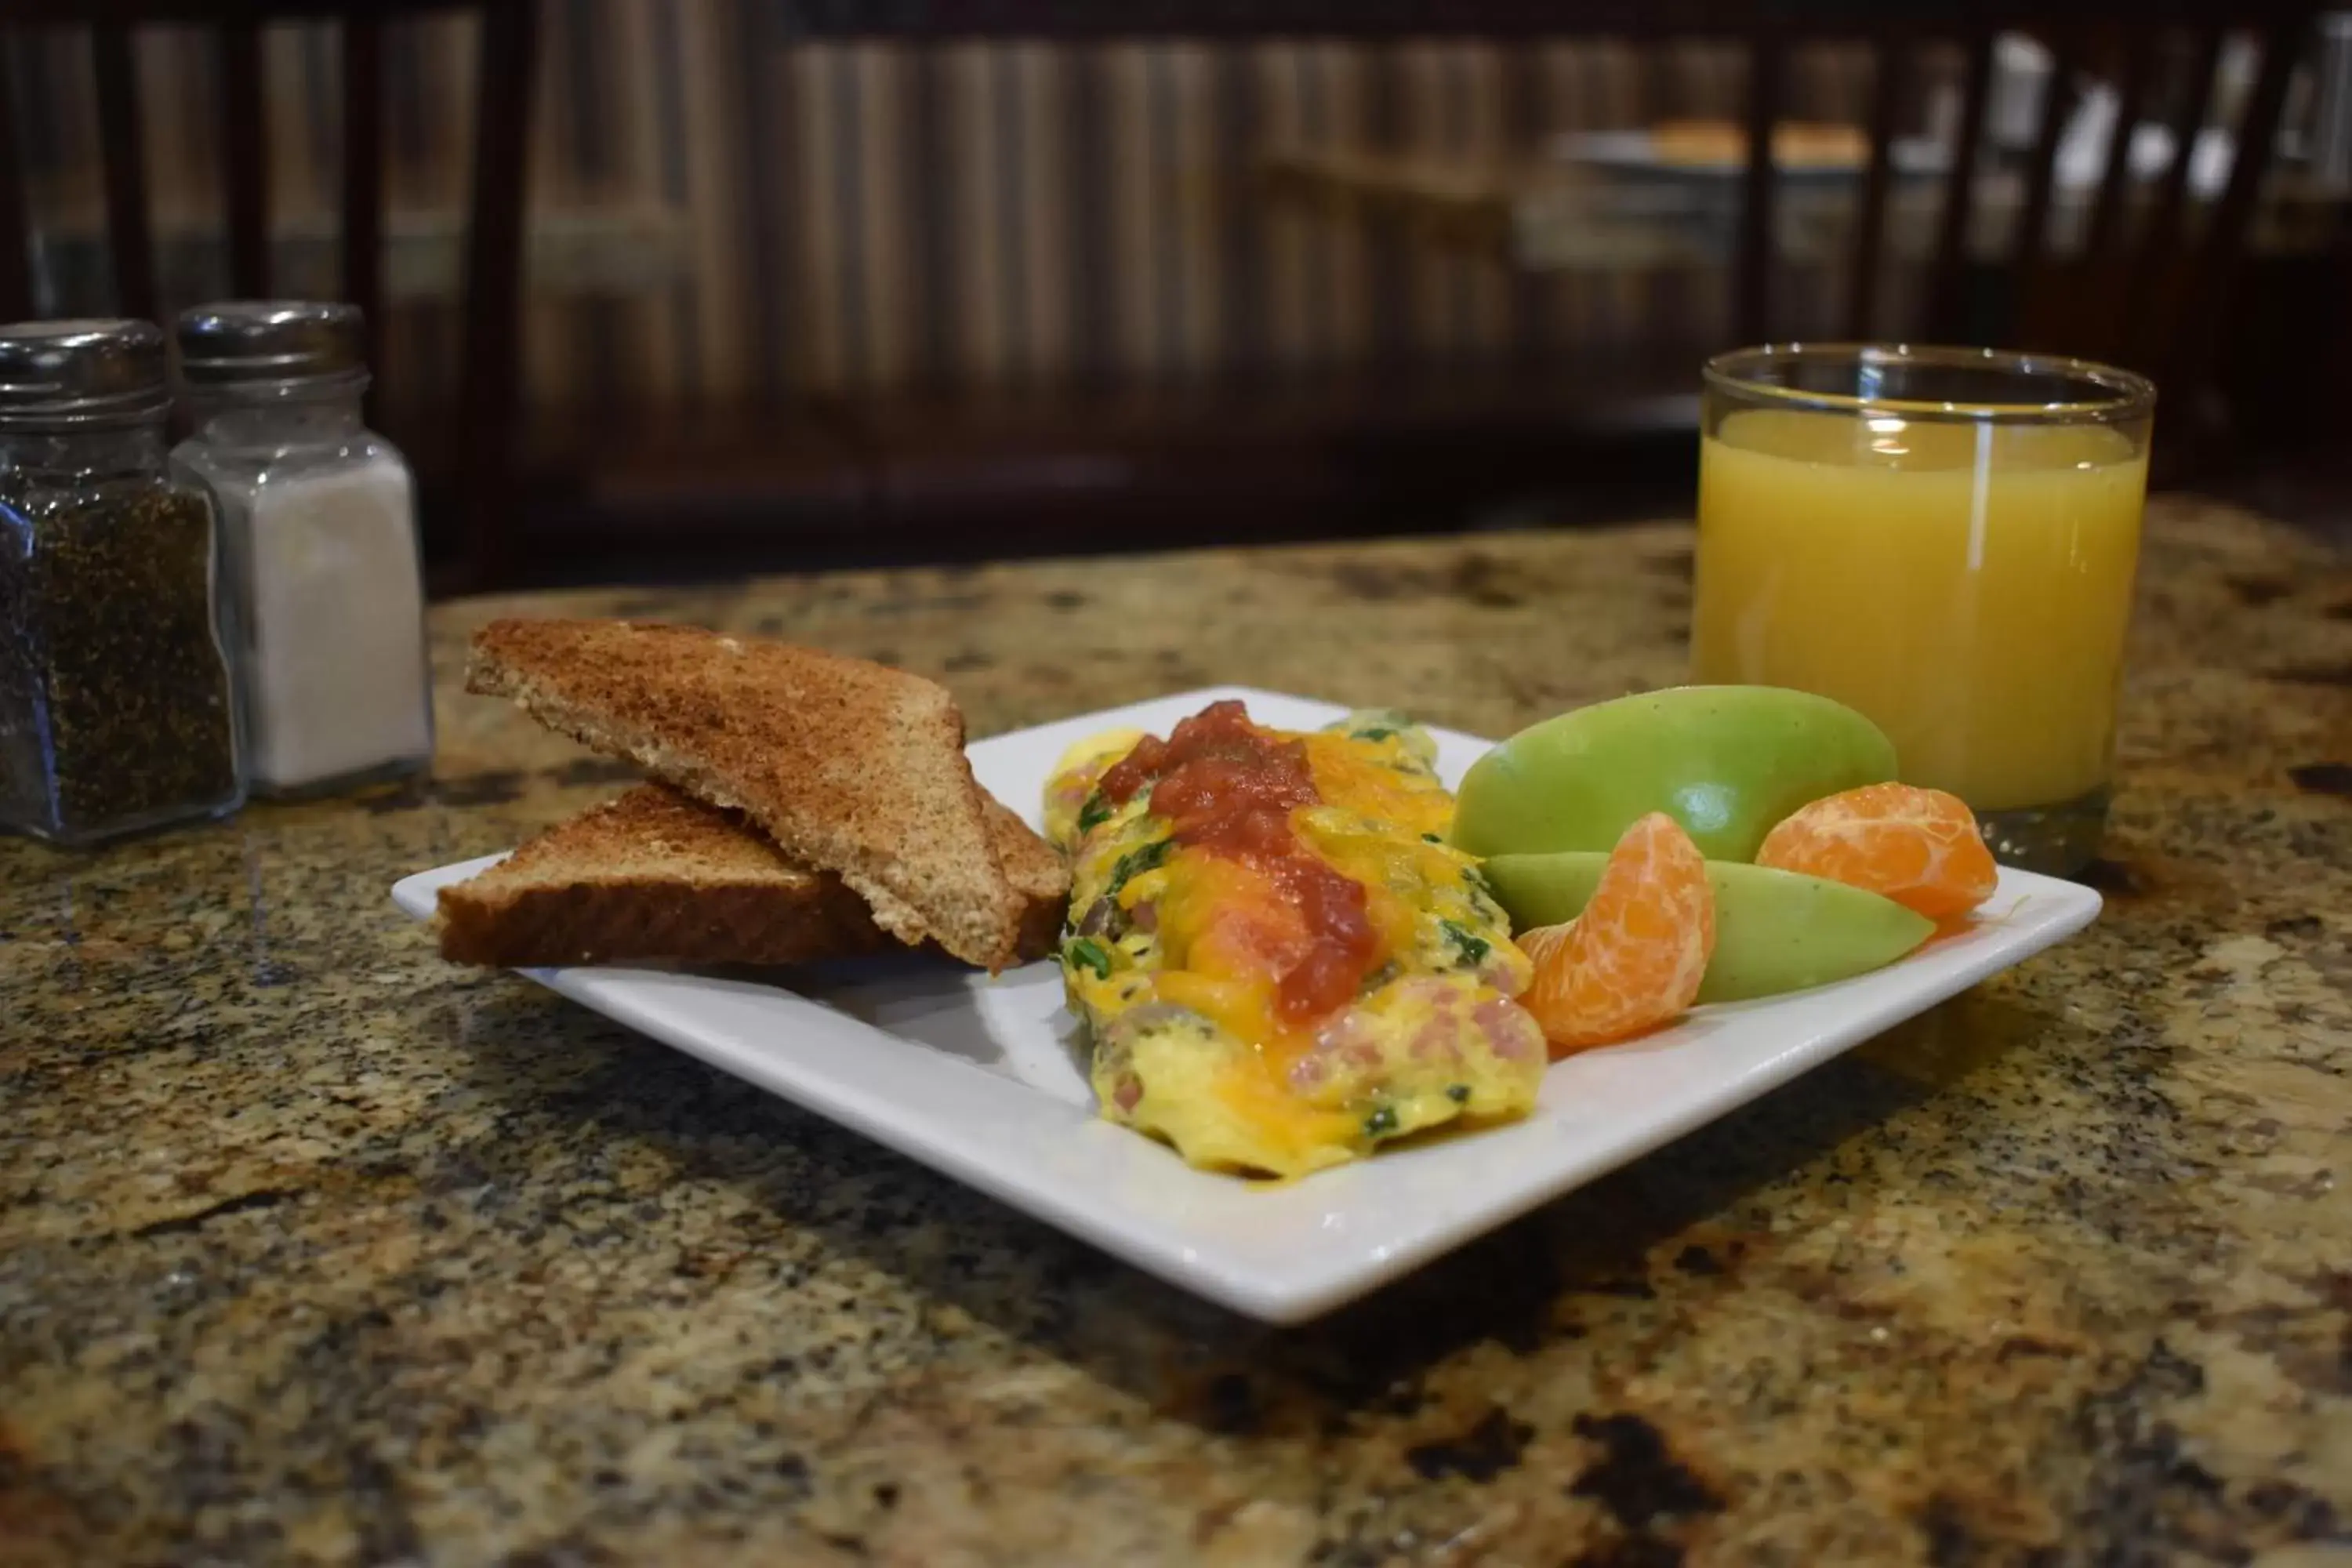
[1044,700,1546,1178]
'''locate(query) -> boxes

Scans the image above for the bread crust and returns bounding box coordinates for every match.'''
[435,724,1072,973]
[467,619,1030,969]
[437,784,890,967]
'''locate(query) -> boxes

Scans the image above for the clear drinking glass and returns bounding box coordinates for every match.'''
[1692,343,2155,876]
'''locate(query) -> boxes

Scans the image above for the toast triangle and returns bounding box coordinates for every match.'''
[437,783,881,967]
[437,782,1066,969]
[466,619,1030,970]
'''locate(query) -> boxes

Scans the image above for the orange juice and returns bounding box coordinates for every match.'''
[1693,407,2147,813]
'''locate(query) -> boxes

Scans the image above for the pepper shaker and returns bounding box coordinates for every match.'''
[171,302,434,797]
[0,320,244,844]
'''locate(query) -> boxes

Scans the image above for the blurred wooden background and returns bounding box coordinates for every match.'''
[6,4,2349,584]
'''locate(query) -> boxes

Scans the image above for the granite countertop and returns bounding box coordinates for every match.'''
[4,498,2348,1566]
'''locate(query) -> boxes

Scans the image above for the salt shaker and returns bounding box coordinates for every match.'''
[171,302,434,797]
[0,320,244,844]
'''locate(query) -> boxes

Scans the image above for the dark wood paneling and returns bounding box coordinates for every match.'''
[90,24,156,321]
[2128,26,2224,328]
[456,0,536,586]
[340,16,384,374]
[1926,27,1994,339]
[2169,20,2308,394]
[1215,43,1268,381]
[1735,27,1782,343]
[1065,45,1115,390]
[1497,38,1549,365]
[14,0,488,21]
[2010,35,2079,304]
[2082,27,2153,260]
[1844,32,1903,339]
[766,0,2317,42]
[220,20,270,296]
[0,39,33,322]
[906,45,954,393]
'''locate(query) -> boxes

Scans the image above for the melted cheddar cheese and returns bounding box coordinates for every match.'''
[1048,704,1544,1178]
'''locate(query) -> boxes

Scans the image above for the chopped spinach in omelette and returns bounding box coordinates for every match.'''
[1044,700,1544,1179]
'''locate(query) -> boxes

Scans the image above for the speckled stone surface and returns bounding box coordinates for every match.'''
[4,497,2349,1567]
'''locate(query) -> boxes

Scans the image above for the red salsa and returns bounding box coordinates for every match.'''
[1098,700,1377,1023]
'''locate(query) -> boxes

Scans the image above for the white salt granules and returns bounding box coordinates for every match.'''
[218,454,432,793]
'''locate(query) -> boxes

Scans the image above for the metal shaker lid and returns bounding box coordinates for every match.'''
[175,300,367,385]
[0,318,172,426]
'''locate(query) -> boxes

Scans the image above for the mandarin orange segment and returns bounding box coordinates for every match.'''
[1754,782,1998,920]
[1518,811,1715,1054]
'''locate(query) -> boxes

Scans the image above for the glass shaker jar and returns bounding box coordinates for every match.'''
[0,319,244,845]
[171,302,434,797]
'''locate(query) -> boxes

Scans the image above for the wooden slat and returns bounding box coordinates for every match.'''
[1926,27,1995,340]
[91,24,157,321]
[2010,35,2080,307]
[734,0,788,401]
[2191,20,2303,296]
[20,0,481,22]
[1066,48,1115,389]
[1364,44,1410,368]
[702,2,2324,44]
[220,20,270,296]
[907,46,954,392]
[1735,28,1782,344]
[2169,16,2308,394]
[1216,44,1269,379]
[340,15,383,374]
[456,0,536,586]
[0,38,35,322]
[1845,31,1904,339]
[9,0,2321,31]
[1499,38,1548,365]
[2082,26,2154,260]
[2131,25,2224,313]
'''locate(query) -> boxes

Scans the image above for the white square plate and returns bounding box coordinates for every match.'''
[393,687,2101,1323]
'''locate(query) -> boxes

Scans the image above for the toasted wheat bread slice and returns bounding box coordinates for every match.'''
[467,619,1028,970]
[437,783,883,967]
[987,797,1073,962]
[438,784,1069,970]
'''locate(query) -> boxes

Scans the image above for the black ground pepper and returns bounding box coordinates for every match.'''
[0,476,240,840]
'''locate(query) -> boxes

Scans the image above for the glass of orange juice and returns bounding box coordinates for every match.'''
[1693,344,2154,875]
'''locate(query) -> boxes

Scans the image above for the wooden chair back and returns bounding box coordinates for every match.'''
[1830,14,2311,396]
[788,2,2318,401]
